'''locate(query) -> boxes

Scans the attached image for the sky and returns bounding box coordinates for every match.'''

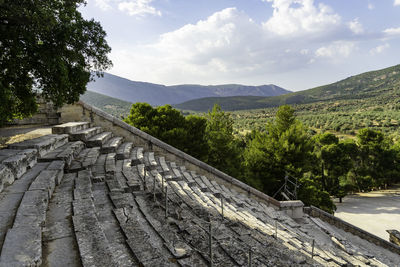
[80,0,400,91]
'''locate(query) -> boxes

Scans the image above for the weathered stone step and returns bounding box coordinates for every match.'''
[121,159,141,191]
[0,149,38,192]
[8,134,68,157]
[42,172,82,267]
[73,214,118,267]
[143,152,157,168]
[52,122,90,134]
[101,137,124,154]
[130,147,143,165]
[105,153,116,174]
[0,225,42,266]
[92,183,136,266]
[157,156,170,173]
[113,205,178,266]
[72,170,118,267]
[91,154,106,183]
[0,163,48,248]
[116,142,133,160]
[87,132,113,148]
[39,141,85,167]
[70,127,103,142]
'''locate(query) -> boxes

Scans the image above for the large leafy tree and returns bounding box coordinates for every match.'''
[124,103,209,161]
[244,105,314,195]
[204,104,242,177]
[0,0,112,125]
[312,133,353,202]
[243,105,336,213]
[355,128,396,189]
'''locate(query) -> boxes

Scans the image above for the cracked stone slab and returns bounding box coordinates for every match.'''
[1,154,28,180]
[13,190,48,227]
[101,137,124,154]
[29,170,58,198]
[47,160,65,184]
[52,122,90,134]
[73,198,97,217]
[116,142,133,160]
[110,193,134,208]
[43,221,73,241]
[0,165,14,193]
[69,127,102,142]
[0,225,42,266]
[8,134,68,157]
[72,214,116,267]
[42,236,82,267]
[87,132,113,148]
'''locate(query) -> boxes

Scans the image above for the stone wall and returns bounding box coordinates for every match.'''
[304,206,400,255]
[58,101,304,217]
[9,98,59,125]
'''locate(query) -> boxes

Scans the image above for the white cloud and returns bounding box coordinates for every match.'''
[262,0,341,37]
[384,27,400,36]
[90,0,161,16]
[370,43,390,55]
[93,0,112,11]
[315,42,356,58]
[118,0,161,17]
[110,1,395,86]
[368,3,374,10]
[394,0,400,6]
[348,18,364,34]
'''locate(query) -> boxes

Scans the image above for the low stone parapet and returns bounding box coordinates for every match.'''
[304,205,400,255]
[279,200,304,219]
[387,230,400,246]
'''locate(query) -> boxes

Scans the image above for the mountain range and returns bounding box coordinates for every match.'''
[86,72,290,106]
[174,64,400,111]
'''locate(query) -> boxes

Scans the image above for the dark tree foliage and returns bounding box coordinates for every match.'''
[205,104,242,177]
[244,105,314,195]
[0,0,112,125]
[124,103,209,161]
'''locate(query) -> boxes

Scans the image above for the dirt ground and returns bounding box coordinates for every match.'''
[0,125,52,148]
[334,186,400,241]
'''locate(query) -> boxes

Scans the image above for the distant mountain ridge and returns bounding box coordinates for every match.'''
[175,64,400,111]
[86,73,291,106]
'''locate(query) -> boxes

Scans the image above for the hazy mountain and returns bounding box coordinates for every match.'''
[86,73,291,106]
[174,64,400,111]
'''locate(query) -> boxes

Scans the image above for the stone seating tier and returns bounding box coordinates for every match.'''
[0,121,397,266]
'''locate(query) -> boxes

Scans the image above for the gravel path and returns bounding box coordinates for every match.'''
[335,187,400,241]
[0,125,52,148]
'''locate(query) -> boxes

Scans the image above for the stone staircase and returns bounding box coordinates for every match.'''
[0,121,398,266]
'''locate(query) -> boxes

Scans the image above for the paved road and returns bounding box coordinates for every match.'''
[335,188,400,241]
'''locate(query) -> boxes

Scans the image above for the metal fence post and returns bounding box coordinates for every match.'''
[165,186,168,219]
[312,239,315,258]
[209,219,213,267]
[221,196,224,219]
[248,247,252,267]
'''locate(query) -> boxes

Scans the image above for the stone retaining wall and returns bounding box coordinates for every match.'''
[9,98,59,125]
[58,101,304,216]
[304,206,400,255]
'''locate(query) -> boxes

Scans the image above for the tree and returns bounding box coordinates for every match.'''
[204,104,242,177]
[124,103,209,161]
[355,128,395,189]
[313,133,353,202]
[0,0,112,125]
[244,105,314,195]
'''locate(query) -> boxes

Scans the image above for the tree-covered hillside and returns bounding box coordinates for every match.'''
[175,64,400,111]
[80,90,132,118]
